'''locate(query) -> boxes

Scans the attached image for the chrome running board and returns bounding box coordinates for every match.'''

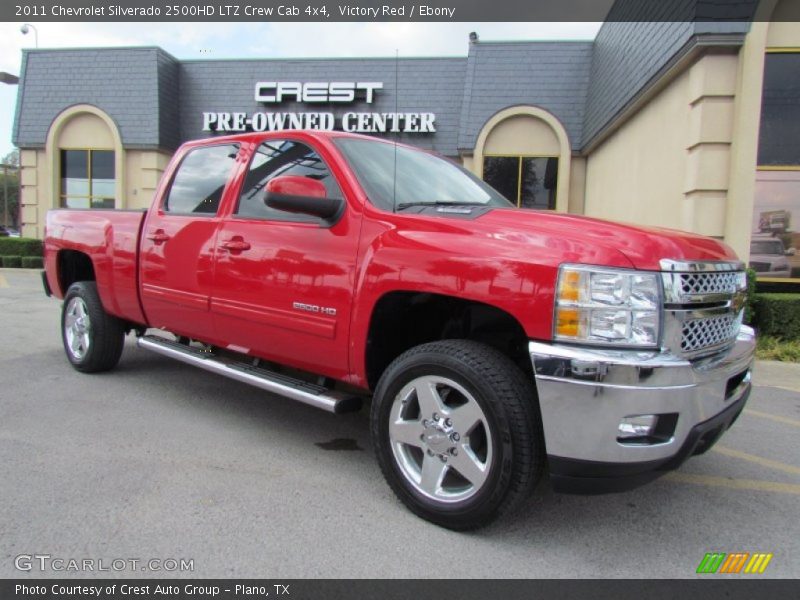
[137,335,362,414]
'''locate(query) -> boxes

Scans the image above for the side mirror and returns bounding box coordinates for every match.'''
[787,247,796,256]
[264,175,343,222]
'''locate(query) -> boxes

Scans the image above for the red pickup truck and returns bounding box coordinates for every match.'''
[44,130,755,529]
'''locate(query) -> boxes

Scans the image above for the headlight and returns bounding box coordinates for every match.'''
[554,265,661,347]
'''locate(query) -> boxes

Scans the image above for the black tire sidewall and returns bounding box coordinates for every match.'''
[61,282,124,373]
[372,343,525,527]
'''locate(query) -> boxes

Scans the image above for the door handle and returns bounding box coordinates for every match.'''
[146,229,170,244]
[220,238,251,252]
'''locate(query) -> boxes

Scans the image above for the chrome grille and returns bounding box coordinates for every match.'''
[660,260,747,359]
[679,271,740,296]
[681,314,741,354]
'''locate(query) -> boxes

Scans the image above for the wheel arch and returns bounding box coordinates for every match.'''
[364,290,533,391]
[56,249,96,296]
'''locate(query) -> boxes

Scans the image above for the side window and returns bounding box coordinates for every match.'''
[164,144,239,215]
[236,140,342,221]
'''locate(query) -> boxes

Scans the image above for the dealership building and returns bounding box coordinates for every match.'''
[10,0,800,273]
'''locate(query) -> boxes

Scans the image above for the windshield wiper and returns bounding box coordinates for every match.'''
[396,201,485,211]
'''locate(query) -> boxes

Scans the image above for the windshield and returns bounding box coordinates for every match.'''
[334,137,513,211]
[751,240,785,255]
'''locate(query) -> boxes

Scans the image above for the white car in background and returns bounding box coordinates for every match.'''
[749,234,794,278]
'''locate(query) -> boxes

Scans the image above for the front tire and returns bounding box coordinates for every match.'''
[371,340,544,530]
[61,281,125,373]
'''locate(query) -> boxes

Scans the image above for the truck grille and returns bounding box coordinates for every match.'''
[679,271,741,296]
[661,260,747,359]
[681,314,742,355]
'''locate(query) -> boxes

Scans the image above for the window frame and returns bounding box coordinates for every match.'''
[757,48,800,172]
[233,138,344,225]
[59,148,116,209]
[752,48,800,283]
[482,153,559,210]
[161,142,241,217]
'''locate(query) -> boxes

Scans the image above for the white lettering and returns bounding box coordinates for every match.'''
[245,5,273,16]
[232,112,246,131]
[266,113,286,130]
[329,81,355,102]
[342,113,357,132]
[251,112,267,131]
[339,5,378,17]
[404,113,419,133]
[420,112,436,132]
[418,5,456,18]
[202,111,435,134]
[254,81,383,103]
[287,113,303,129]
[201,112,217,131]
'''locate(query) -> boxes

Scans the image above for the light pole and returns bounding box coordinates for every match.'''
[1,74,20,229]
[1,164,8,228]
[20,23,39,48]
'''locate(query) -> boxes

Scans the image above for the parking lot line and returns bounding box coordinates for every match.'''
[0,274,8,288]
[712,445,800,476]
[744,408,800,428]
[665,472,800,495]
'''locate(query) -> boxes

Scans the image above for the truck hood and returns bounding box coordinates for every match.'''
[477,208,739,271]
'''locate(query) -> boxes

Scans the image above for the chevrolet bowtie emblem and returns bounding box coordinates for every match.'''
[731,290,747,314]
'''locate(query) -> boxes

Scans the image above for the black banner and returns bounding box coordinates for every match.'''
[3,580,800,600]
[5,0,796,23]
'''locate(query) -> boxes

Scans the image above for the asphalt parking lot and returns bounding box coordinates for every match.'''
[1,268,798,578]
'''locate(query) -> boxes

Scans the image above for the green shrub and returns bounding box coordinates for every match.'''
[1,255,22,268]
[756,335,800,362]
[752,293,800,341]
[0,237,43,257]
[21,256,43,269]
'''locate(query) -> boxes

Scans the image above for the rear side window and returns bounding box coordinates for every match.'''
[236,140,342,221]
[164,144,239,215]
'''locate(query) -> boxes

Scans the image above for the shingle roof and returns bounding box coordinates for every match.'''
[457,41,593,152]
[13,47,180,150]
[11,18,750,156]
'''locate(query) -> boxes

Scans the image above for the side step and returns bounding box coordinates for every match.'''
[137,335,362,414]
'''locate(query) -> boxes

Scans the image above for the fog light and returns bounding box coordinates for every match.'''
[618,415,658,438]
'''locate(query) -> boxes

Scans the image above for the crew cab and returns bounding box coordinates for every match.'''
[43,131,755,529]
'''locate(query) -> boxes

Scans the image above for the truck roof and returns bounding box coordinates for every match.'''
[179,129,421,151]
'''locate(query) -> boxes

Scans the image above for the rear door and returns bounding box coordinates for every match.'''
[210,137,359,380]
[140,142,242,342]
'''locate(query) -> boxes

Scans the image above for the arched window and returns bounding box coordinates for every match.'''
[473,107,571,212]
[46,105,124,211]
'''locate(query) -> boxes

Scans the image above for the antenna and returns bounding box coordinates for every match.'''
[392,48,399,213]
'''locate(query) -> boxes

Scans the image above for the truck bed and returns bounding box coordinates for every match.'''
[44,209,148,326]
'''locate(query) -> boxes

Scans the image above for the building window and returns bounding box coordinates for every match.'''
[753,50,800,281]
[758,51,800,166]
[483,156,558,209]
[60,149,115,209]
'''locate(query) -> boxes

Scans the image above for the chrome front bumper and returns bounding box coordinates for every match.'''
[529,325,755,492]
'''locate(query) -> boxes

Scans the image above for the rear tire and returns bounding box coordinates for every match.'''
[61,281,125,373]
[371,339,544,530]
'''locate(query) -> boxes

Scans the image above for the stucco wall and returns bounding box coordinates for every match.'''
[20,148,170,239]
[583,64,693,230]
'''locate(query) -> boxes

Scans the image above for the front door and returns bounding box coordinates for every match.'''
[210,138,359,380]
[140,142,242,342]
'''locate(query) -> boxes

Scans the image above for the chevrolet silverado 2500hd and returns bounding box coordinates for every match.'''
[44,131,755,529]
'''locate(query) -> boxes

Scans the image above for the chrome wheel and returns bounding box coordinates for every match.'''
[64,297,91,361]
[389,375,493,503]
